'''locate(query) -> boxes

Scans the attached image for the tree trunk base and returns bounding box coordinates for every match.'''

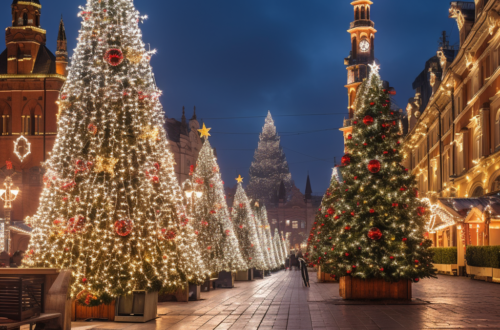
[339,276,412,300]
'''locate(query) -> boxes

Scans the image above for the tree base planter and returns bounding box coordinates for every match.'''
[253,268,264,279]
[201,273,219,292]
[317,266,337,283]
[71,300,115,321]
[339,276,412,300]
[466,265,500,283]
[236,269,254,281]
[114,291,157,323]
[215,271,235,288]
[433,264,458,276]
[158,283,201,302]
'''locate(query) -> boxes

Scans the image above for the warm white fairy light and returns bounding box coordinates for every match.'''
[26,0,208,304]
[13,135,31,162]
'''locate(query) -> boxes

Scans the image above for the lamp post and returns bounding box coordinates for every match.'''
[0,176,20,254]
[183,179,203,219]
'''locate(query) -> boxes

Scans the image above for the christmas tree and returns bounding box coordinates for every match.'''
[231,178,265,270]
[273,228,285,267]
[246,111,292,203]
[316,64,435,282]
[260,205,279,269]
[188,137,247,274]
[281,232,289,258]
[26,0,207,304]
[252,203,274,270]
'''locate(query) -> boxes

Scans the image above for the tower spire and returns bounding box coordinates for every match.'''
[56,15,68,76]
[191,106,197,120]
[181,106,186,125]
[305,174,312,201]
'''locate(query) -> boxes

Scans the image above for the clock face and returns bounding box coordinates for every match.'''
[359,40,370,53]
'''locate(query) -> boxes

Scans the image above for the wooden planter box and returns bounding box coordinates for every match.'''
[71,300,115,321]
[235,269,254,281]
[317,266,337,283]
[201,274,219,292]
[115,291,157,323]
[433,264,458,276]
[158,283,200,302]
[466,265,500,283]
[214,271,235,288]
[253,268,264,279]
[339,276,412,300]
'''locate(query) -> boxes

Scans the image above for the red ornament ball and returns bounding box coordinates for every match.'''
[82,278,87,283]
[380,268,384,272]
[341,154,351,166]
[347,134,353,140]
[363,115,374,125]
[414,278,420,283]
[104,48,124,66]
[367,227,383,240]
[114,219,133,237]
[369,209,375,214]
[367,160,381,173]
[417,206,426,216]
[390,256,394,260]
[345,226,351,230]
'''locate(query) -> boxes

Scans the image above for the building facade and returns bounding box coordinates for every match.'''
[0,0,67,228]
[402,0,500,260]
[165,106,203,185]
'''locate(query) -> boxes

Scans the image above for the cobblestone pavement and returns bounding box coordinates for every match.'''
[71,270,500,330]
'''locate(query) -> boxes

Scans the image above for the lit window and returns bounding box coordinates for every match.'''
[286,220,290,226]
[292,221,298,229]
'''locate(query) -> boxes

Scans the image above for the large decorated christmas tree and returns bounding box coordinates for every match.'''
[188,136,247,274]
[231,178,265,270]
[315,65,435,282]
[246,111,292,203]
[26,0,207,304]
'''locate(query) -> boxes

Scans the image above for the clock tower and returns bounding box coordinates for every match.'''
[341,0,377,142]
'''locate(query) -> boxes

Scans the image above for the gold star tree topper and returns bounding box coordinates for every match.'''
[236,175,243,183]
[198,123,211,138]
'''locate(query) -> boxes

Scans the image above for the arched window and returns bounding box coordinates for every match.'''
[471,186,484,197]
[495,109,500,149]
[23,13,28,26]
[367,7,370,20]
[355,7,359,20]
[492,176,500,193]
[35,14,39,27]
[361,6,366,19]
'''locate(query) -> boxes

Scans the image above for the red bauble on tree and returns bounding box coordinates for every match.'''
[363,115,374,125]
[417,206,426,216]
[347,134,353,140]
[367,160,381,173]
[114,219,133,237]
[104,48,124,66]
[341,154,351,166]
[367,227,383,240]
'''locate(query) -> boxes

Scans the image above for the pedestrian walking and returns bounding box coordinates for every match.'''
[298,256,310,287]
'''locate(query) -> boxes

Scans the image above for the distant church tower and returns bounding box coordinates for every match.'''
[341,0,377,144]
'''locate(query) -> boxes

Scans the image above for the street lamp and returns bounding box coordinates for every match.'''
[0,176,20,254]
[183,179,203,217]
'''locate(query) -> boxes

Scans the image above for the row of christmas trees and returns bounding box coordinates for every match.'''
[24,0,289,306]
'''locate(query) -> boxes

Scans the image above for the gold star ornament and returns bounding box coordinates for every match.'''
[236,175,243,183]
[198,123,211,138]
[94,156,119,177]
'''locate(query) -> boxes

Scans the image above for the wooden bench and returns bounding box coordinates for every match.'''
[0,313,61,330]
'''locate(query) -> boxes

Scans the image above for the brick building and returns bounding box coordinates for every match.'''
[0,0,67,231]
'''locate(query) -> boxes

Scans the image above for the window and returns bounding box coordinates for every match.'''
[471,186,484,197]
[34,115,41,135]
[361,6,365,19]
[412,150,417,169]
[21,115,31,135]
[492,176,500,193]
[443,155,449,185]
[301,221,306,229]
[35,15,39,27]
[1,115,9,136]
[292,221,298,229]
[496,110,500,148]
[23,13,28,26]
[286,220,290,227]
[473,130,482,160]
[456,137,464,174]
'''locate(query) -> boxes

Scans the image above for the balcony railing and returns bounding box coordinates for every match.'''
[350,20,375,29]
